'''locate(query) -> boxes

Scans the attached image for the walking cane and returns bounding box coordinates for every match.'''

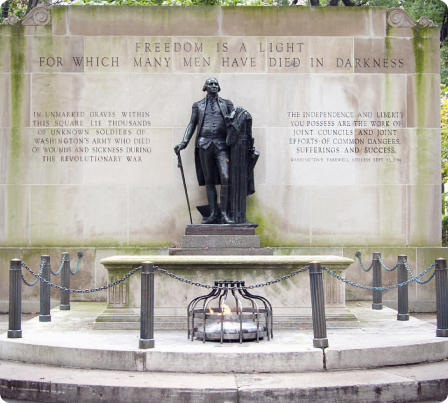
[176,150,193,224]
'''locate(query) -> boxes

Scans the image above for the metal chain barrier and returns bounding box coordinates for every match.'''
[355,251,373,272]
[69,252,83,275]
[323,263,436,291]
[21,259,45,287]
[16,256,437,294]
[378,255,398,272]
[19,260,309,293]
[50,254,66,276]
[21,263,141,293]
[154,265,310,290]
[404,259,436,285]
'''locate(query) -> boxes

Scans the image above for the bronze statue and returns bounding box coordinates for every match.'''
[174,77,258,225]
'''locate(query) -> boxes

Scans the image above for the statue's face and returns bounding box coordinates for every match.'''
[205,79,220,95]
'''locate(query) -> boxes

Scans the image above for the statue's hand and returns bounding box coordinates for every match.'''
[174,142,187,154]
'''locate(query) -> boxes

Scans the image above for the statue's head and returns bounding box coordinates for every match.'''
[203,77,220,94]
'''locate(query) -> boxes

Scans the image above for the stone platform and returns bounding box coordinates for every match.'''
[169,224,274,256]
[0,302,447,402]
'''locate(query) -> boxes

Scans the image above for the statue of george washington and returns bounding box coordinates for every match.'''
[174,77,258,225]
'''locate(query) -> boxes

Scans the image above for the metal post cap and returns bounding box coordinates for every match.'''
[139,339,155,349]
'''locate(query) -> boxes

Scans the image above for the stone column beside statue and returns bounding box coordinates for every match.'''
[226,106,259,224]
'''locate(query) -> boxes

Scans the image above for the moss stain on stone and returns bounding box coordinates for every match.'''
[5,185,28,246]
[377,30,400,243]
[8,25,26,194]
[412,26,426,76]
[384,33,391,60]
[10,27,25,125]
[51,6,67,24]
[246,196,301,247]
[0,37,7,72]
[410,27,437,246]
[128,240,174,247]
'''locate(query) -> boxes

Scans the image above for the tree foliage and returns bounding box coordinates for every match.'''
[442,85,448,184]
[2,0,448,27]
[442,85,448,238]
[1,0,27,20]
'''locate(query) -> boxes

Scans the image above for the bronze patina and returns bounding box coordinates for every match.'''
[174,77,258,225]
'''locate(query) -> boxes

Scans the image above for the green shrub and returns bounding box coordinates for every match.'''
[443,215,448,247]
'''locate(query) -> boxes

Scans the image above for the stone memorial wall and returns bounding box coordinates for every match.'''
[0,6,443,310]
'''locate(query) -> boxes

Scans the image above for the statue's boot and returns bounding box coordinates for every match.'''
[203,185,219,224]
[220,185,236,224]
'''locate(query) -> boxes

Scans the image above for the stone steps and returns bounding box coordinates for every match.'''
[1,302,448,402]
[0,359,447,403]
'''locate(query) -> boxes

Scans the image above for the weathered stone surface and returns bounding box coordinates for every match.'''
[0,6,443,311]
[185,224,257,236]
[407,74,441,129]
[29,185,129,246]
[354,37,439,74]
[169,247,274,255]
[181,235,260,248]
[219,7,387,37]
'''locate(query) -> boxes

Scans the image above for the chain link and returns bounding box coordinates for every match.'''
[323,263,435,291]
[50,255,65,276]
[19,260,309,293]
[404,260,436,285]
[154,265,310,290]
[355,252,373,272]
[69,255,82,276]
[21,259,45,287]
[21,263,141,293]
[378,256,398,272]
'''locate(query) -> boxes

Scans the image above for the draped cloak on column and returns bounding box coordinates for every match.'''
[225,107,259,224]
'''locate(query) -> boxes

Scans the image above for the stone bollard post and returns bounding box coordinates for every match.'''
[372,252,382,310]
[309,261,329,349]
[139,261,155,349]
[39,255,51,322]
[8,259,22,339]
[397,255,409,321]
[60,252,70,310]
[435,258,448,337]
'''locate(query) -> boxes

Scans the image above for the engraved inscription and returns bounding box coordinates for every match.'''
[287,110,405,163]
[31,111,152,163]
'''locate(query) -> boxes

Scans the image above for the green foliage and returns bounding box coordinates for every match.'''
[0,0,264,13]
[1,0,447,18]
[63,0,264,5]
[357,0,400,7]
[442,84,448,190]
[441,45,448,86]
[442,85,448,239]
[1,0,27,21]
[400,0,446,26]
[442,220,447,244]
[352,0,446,26]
